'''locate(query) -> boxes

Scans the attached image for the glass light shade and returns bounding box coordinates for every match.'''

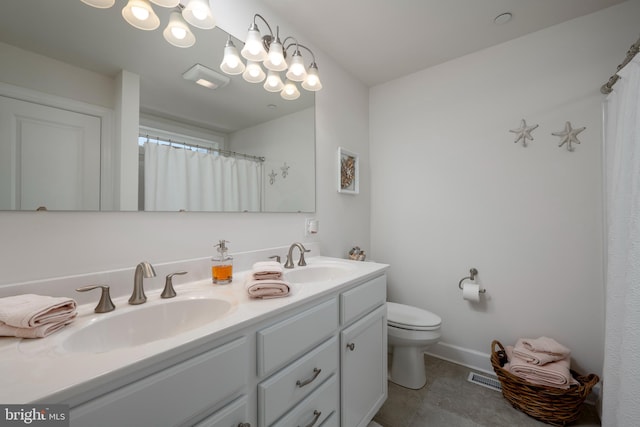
[281,79,300,100]
[163,12,196,48]
[122,0,160,31]
[220,40,245,75]
[286,52,307,82]
[263,70,284,92]
[264,40,287,71]
[243,61,266,83]
[149,0,180,7]
[241,26,268,62]
[302,63,322,91]
[81,0,116,8]
[182,0,215,30]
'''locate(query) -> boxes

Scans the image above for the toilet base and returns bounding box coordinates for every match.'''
[389,346,426,389]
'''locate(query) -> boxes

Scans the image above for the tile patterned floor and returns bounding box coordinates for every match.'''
[372,354,600,427]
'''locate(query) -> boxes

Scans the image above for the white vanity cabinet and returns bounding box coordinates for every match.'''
[339,276,387,427]
[70,336,250,427]
[62,269,387,427]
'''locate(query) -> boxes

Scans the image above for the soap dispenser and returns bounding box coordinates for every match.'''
[212,240,233,284]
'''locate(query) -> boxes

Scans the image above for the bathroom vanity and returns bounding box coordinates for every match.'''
[0,254,388,427]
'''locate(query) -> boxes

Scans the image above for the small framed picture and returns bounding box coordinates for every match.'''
[338,147,359,194]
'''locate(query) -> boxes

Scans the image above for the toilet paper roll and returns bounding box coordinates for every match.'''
[462,283,481,302]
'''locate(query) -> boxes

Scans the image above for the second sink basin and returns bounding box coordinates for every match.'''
[62,297,232,353]
[284,262,356,284]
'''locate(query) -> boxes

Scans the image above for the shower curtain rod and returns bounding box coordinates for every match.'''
[600,35,640,94]
[142,134,265,163]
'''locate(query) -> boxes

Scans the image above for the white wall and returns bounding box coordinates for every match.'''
[370,0,640,377]
[229,108,315,212]
[0,0,371,286]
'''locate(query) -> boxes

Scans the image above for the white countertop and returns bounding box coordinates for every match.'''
[0,256,388,404]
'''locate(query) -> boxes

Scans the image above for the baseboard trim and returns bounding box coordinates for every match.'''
[424,341,495,376]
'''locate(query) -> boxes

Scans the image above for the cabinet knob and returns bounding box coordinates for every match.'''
[346,342,355,351]
[296,367,322,388]
[299,410,321,427]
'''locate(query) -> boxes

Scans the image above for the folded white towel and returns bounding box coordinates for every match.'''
[519,336,570,358]
[245,278,290,299]
[513,338,570,365]
[0,294,77,328]
[252,261,284,280]
[0,314,77,338]
[505,345,578,389]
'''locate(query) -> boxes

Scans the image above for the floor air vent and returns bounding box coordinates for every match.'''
[467,372,502,392]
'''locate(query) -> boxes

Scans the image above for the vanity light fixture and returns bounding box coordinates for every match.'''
[220,38,246,75]
[163,11,195,47]
[182,64,230,90]
[220,13,323,100]
[81,0,115,8]
[80,0,215,48]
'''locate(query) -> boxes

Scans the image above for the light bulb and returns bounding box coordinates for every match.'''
[191,5,208,21]
[171,27,187,40]
[220,39,245,75]
[131,5,149,20]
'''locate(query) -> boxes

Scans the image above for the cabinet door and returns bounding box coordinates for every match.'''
[340,305,387,427]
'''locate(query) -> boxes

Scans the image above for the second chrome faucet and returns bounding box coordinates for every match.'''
[129,261,156,305]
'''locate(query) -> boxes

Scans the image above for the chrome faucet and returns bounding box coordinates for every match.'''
[284,242,310,268]
[129,261,156,305]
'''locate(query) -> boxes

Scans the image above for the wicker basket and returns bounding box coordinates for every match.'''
[491,340,599,426]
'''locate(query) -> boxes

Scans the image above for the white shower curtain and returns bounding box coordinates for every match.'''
[602,56,640,426]
[144,142,261,212]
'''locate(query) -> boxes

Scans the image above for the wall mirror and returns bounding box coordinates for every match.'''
[0,0,315,213]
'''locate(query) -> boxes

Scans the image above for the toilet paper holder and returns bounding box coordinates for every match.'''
[458,268,486,293]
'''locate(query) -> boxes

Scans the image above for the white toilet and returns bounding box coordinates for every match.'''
[387,302,442,389]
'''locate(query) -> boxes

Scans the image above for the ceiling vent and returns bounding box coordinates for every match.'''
[182,64,230,89]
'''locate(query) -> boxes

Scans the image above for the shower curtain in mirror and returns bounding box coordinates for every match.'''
[602,56,640,426]
[144,142,261,212]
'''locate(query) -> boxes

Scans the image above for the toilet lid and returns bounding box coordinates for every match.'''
[387,302,442,329]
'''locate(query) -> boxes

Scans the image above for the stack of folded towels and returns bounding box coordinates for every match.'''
[0,294,77,338]
[245,261,291,299]
[505,336,579,389]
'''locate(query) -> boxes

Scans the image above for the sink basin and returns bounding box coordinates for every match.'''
[284,263,355,284]
[62,298,232,353]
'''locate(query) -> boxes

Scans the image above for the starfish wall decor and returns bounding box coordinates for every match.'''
[552,121,586,152]
[509,119,539,147]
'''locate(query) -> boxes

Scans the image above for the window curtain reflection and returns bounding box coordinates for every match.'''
[144,142,261,211]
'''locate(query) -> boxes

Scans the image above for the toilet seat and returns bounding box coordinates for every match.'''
[387,302,442,330]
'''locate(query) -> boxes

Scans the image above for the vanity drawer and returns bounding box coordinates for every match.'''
[271,374,339,427]
[340,275,386,326]
[257,298,338,376]
[191,395,249,427]
[70,337,248,427]
[259,336,338,426]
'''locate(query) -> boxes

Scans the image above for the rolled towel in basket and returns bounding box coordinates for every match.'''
[251,261,284,280]
[505,346,578,389]
[245,278,291,299]
[0,294,77,328]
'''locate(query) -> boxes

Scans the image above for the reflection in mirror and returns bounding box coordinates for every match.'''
[0,0,315,212]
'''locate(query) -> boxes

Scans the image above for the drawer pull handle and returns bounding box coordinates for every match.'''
[347,342,355,351]
[296,367,322,388]
[237,424,250,427]
[299,410,321,427]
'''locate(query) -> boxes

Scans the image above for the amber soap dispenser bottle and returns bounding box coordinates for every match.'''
[212,240,233,284]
